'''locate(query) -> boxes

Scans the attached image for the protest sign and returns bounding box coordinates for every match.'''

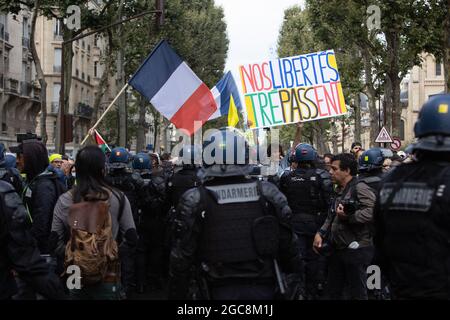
[239,50,347,129]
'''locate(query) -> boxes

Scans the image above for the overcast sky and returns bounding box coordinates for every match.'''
[214,0,305,75]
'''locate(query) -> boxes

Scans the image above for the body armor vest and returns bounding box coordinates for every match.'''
[170,169,200,208]
[358,175,381,193]
[284,169,323,215]
[379,163,450,298]
[199,181,269,265]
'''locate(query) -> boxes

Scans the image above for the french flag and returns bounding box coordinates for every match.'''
[129,40,217,135]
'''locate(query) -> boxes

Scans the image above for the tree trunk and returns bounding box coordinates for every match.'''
[362,49,379,147]
[353,94,361,144]
[316,120,330,155]
[91,31,114,127]
[385,24,401,138]
[384,76,393,135]
[153,110,159,152]
[136,95,147,152]
[117,0,127,147]
[30,0,47,144]
[444,0,450,93]
[341,117,345,153]
[391,74,402,139]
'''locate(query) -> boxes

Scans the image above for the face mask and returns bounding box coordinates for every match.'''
[71,172,76,178]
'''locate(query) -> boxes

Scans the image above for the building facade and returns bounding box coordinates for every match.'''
[401,53,445,145]
[0,9,41,148]
[34,1,118,154]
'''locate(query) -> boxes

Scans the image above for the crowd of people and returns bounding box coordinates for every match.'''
[1,94,450,300]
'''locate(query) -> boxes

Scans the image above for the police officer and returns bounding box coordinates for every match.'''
[132,152,167,294]
[106,147,145,223]
[358,148,390,300]
[358,148,385,191]
[168,128,303,300]
[106,147,145,296]
[0,143,23,194]
[0,180,65,299]
[280,143,332,299]
[167,145,202,212]
[374,94,450,299]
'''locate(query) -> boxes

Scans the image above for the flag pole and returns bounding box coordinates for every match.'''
[80,83,129,146]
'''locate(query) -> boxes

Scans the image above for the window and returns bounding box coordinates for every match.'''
[94,61,98,77]
[82,40,85,49]
[53,121,57,142]
[3,51,9,73]
[400,119,405,140]
[0,14,6,39]
[54,19,62,35]
[54,48,62,72]
[436,62,442,76]
[54,19,63,38]
[52,83,60,113]
[22,17,29,38]
[22,62,27,81]
[53,84,60,101]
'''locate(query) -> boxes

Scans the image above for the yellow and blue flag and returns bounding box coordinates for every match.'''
[210,71,243,127]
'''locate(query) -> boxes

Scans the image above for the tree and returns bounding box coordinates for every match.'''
[420,0,450,93]
[119,0,229,149]
[29,0,47,144]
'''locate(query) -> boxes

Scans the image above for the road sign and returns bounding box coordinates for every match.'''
[390,137,401,151]
[375,126,393,143]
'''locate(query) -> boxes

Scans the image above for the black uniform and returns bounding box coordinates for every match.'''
[0,167,24,195]
[280,167,332,299]
[167,166,201,210]
[0,180,65,299]
[169,169,304,300]
[134,168,168,292]
[374,160,450,299]
[106,167,145,295]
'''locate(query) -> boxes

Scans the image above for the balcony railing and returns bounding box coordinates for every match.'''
[5,78,18,94]
[50,102,59,114]
[54,33,63,41]
[75,102,93,119]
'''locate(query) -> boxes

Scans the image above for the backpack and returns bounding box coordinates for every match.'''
[64,191,124,286]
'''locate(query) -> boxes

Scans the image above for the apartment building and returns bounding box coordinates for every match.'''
[0,9,41,147]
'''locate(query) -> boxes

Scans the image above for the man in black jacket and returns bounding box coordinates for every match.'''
[313,153,376,299]
[0,180,65,300]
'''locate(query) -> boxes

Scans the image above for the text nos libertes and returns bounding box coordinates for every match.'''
[240,50,347,128]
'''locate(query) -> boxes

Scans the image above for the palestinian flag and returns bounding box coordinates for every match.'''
[93,129,111,153]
